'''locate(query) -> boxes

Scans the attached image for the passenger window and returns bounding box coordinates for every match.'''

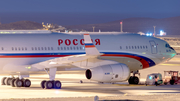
[67,47,69,50]
[35,47,37,50]
[2,47,4,50]
[129,46,131,49]
[15,47,17,50]
[132,46,134,49]
[146,46,148,49]
[12,47,14,50]
[120,46,122,49]
[64,47,66,50]
[126,46,128,49]
[135,46,136,49]
[51,47,53,50]
[70,47,72,50]
[73,47,76,50]
[38,47,40,50]
[61,47,63,50]
[18,47,21,50]
[41,47,43,50]
[140,46,142,49]
[80,47,82,50]
[137,46,139,49]
[48,47,50,50]
[25,47,27,50]
[57,47,60,50]
[22,47,24,50]
[77,47,79,50]
[143,46,145,49]
[44,47,47,50]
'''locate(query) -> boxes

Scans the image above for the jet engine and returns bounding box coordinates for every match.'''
[85,63,130,82]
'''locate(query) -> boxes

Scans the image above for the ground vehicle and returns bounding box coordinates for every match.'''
[163,71,180,85]
[145,73,163,85]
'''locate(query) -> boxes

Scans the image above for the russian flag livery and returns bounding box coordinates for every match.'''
[85,43,95,48]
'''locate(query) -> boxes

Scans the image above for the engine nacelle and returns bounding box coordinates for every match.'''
[85,63,130,82]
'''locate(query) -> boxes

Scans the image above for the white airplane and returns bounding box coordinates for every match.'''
[0,33,176,89]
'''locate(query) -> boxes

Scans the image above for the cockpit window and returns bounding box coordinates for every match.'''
[165,43,174,50]
[165,43,170,48]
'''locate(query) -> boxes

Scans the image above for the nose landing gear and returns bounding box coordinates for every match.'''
[128,70,140,84]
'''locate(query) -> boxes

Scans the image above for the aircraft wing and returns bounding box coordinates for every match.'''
[31,34,105,70]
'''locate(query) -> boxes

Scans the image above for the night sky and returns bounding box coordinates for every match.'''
[0,0,180,25]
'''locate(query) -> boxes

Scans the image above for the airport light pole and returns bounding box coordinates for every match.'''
[120,21,123,32]
[153,26,156,37]
[92,26,95,32]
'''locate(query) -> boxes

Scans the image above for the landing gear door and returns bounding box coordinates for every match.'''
[149,40,157,54]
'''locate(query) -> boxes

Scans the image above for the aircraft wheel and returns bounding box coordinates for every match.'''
[128,76,133,84]
[1,77,7,85]
[10,78,16,87]
[45,81,53,89]
[14,79,23,87]
[23,79,31,87]
[133,76,139,84]
[54,80,61,89]
[41,80,46,89]
[5,77,13,85]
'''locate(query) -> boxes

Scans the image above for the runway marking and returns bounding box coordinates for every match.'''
[160,64,180,66]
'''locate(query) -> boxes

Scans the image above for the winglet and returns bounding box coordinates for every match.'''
[84,34,100,55]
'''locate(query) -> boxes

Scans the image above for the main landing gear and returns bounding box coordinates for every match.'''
[128,70,140,84]
[1,68,61,89]
[41,68,62,89]
[41,80,61,89]
[1,77,31,87]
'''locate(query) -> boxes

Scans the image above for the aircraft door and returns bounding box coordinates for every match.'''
[149,40,157,54]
